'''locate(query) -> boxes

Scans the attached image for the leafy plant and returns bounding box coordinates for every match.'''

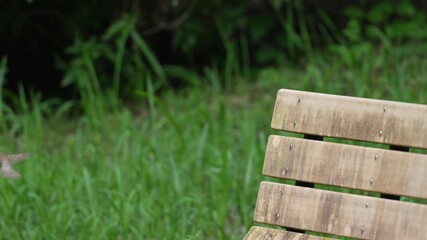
[59,14,171,124]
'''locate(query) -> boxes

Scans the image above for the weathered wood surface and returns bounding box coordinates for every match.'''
[263,135,427,199]
[244,226,333,240]
[254,182,427,239]
[271,89,427,149]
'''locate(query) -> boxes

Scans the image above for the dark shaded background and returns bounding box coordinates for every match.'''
[1,0,426,99]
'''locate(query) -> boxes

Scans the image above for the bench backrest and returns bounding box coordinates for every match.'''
[250,89,427,239]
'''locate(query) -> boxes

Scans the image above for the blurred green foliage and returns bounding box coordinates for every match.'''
[1,0,427,98]
[344,0,427,41]
[0,1,427,239]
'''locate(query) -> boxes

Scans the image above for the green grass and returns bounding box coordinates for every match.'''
[0,84,271,239]
[0,42,427,239]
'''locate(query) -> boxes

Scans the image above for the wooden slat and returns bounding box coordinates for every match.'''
[271,89,427,149]
[254,182,427,239]
[243,226,333,240]
[263,135,427,199]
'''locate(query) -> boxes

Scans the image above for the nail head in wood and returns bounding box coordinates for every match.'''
[282,167,289,175]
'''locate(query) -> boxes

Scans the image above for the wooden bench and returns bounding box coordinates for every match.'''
[244,89,427,240]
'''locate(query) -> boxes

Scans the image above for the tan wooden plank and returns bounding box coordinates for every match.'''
[254,182,427,239]
[271,89,427,149]
[243,226,333,240]
[263,135,427,199]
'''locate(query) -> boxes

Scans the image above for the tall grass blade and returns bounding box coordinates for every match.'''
[130,31,167,88]
[135,89,185,148]
[112,21,133,97]
[163,65,200,88]
[216,18,239,89]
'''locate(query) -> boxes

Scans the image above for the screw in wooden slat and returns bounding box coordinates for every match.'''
[298,97,302,103]
[374,155,378,160]
[365,203,369,208]
[293,120,297,127]
[370,178,374,185]
[361,226,365,234]
[282,167,289,176]
[289,144,293,150]
[379,130,383,137]
[383,106,387,113]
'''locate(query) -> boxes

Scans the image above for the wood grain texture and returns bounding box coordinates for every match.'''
[243,226,333,240]
[254,182,427,239]
[271,89,427,149]
[263,135,427,199]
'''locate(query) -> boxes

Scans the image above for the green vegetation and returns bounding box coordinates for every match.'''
[1,42,427,238]
[1,1,427,239]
